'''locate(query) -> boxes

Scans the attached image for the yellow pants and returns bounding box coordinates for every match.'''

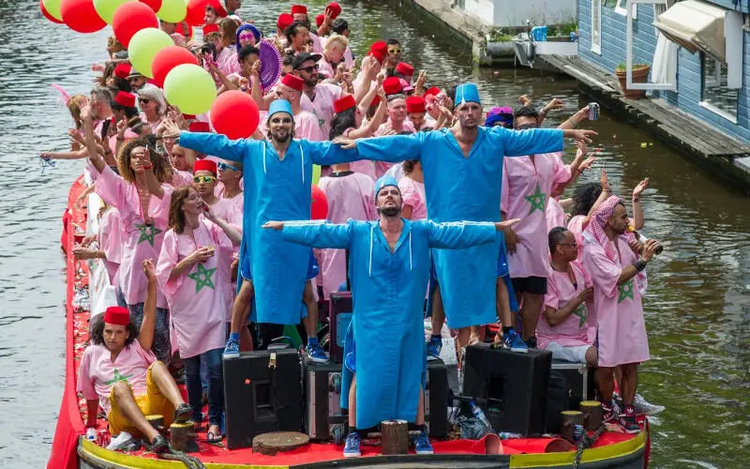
[107,363,175,436]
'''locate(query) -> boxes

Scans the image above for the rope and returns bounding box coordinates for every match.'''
[40,156,56,175]
[160,447,207,469]
[572,423,607,468]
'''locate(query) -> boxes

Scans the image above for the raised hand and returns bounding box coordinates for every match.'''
[632,178,649,199]
[142,258,156,280]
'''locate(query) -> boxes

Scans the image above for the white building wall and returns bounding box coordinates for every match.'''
[462,0,577,28]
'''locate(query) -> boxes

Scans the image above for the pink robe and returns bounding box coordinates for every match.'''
[546,196,567,231]
[398,176,427,220]
[568,214,586,261]
[258,110,326,141]
[501,153,570,279]
[537,262,592,350]
[217,47,241,79]
[95,166,173,308]
[77,341,155,415]
[300,83,342,141]
[155,220,234,358]
[98,208,123,286]
[582,234,649,367]
[373,119,415,178]
[317,172,376,298]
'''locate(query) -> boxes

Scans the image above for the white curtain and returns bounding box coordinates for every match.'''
[651,0,678,85]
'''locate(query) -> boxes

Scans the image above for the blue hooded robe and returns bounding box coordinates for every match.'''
[282,218,497,429]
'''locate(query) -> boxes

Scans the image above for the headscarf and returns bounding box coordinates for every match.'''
[583,194,623,261]
[236,24,261,52]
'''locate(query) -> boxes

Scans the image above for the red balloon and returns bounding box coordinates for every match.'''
[61,0,106,33]
[311,186,328,220]
[139,0,163,13]
[152,46,199,88]
[185,0,210,26]
[210,91,260,140]
[40,0,64,24]
[112,2,159,48]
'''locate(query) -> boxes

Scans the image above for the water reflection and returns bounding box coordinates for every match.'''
[0,1,747,467]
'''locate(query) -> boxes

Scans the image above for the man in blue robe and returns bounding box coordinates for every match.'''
[334,83,596,353]
[264,176,520,457]
[170,100,360,360]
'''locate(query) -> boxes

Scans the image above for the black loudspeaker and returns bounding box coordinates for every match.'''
[305,361,347,443]
[545,361,596,433]
[545,371,571,433]
[425,359,449,438]
[328,292,353,364]
[223,349,303,449]
[463,343,552,436]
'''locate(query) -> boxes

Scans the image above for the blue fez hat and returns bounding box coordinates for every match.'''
[455,83,481,106]
[374,175,399,197]
[268,99,293,119]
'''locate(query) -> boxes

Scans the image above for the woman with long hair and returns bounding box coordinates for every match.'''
[156,186,241,442]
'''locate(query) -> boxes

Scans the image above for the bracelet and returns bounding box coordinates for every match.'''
[632,197,640,202]
[634,259,647,271]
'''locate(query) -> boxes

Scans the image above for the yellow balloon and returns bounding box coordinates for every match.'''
[164,64,217,115]
[157,0,187,23]
[312,164,321,185]
[129,28,173,78]
[93,0,135,24]
[42,0,63,21]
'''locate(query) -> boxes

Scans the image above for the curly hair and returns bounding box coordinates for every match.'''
[572,182,603,217]
[117,137,172,184]
[89,313,139,347]
[403,160,419,175]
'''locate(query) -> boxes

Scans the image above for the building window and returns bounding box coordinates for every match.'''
[615,0,637,19]
[591,0,601,54]
[701,54,739,122]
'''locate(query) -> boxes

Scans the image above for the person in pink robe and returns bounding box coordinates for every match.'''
[261,74,327,141]
[582,195,659,433]
[398,160,426,220]
[156,186,242,442]
[294,52,344,141]
[317,167,376,298]
[545,196,567,231]
[373,91,415,178]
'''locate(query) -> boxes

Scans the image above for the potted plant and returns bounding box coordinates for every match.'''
[615,62,650,99]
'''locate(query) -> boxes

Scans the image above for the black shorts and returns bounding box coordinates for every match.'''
[511,276,548,295]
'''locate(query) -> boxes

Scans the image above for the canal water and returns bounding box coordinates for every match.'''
[0,0,746,467]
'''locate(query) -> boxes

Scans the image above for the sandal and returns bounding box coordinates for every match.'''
[174,403,193,423]
[206,426,223,444]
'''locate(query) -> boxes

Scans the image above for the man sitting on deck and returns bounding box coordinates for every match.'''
[77,260,191,453]
[264,176,520,458]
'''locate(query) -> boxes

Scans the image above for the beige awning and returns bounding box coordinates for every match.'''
[653,0,726,63]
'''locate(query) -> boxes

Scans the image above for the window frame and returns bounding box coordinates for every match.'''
[591,0,602,55]
[625,0,677,91]
[700,53,739,124]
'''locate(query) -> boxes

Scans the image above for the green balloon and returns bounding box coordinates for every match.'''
[164,64,216,115]
[94,0,135,24]
[157,0,187,23]
[312,165,321,185]
[43,0,63,21]
[129,28,173,78]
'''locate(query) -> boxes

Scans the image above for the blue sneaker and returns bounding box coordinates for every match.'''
[343,432,361,458]
[413,430,433,455]
[426,336,442,359]
[223,337,240,359]
[503,329,528,353]
[306,341,329,363]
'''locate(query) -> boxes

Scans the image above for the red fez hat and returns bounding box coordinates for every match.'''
[189,121,211,132]
[183,114,196,120]
[370,95,381,107]
[114,63,132,79]
[327,2,342,18]
[104,306,130,326]
[291,4,308,15]
[424,86,441,98]
[368,41,387,64]
[202,24,220,36]
[114,91,136,108]
[383,76,403,96]
[406,96,426,113]
[193,158,217,174]
[282,73,305,91]
[315,14,324,27]
[277,13,294,30]
[396,62,414,77]
[333,95,357,114]
[209,0,227,17]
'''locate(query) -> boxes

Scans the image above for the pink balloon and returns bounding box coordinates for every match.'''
[152,46,199,88]
[210,91,260,140]
[112,2,159,48]
[61,0,106,33]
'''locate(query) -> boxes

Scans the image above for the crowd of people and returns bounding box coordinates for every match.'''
[43,0,662,459]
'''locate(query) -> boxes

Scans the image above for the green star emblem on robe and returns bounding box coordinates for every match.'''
[104,368,131,386]
[618,280,634,304]
[572,303,588,328]
[135,223,162,247]
[524,183,546,215]
[188,263,217,293]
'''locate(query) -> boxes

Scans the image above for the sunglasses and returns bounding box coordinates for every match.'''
[239,33,255,41]
[217,162,240,172]
[193,175,216,184]
[138,98,150,104]
[516,123,539,130]
[298,64,319,73]
[388,47,401,54]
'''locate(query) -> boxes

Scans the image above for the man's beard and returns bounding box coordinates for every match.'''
[378,205,401,217]
[269,129,292,142]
